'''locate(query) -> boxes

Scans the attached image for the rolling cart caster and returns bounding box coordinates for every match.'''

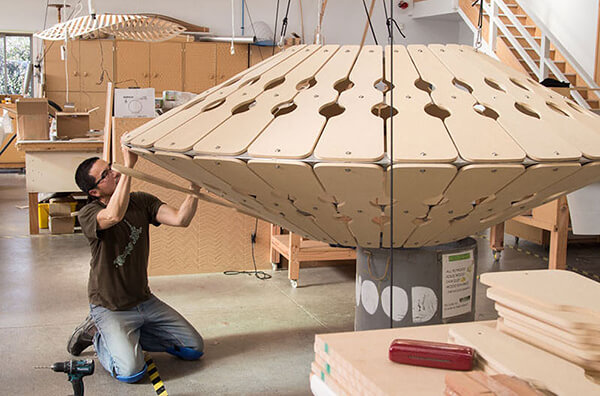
[493,250,501,264]
[290,279,298,288]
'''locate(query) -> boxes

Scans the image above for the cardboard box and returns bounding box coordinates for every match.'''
[55,111,91,139]
[114,88,156,118]
[15,98,49,140]
[48,201,75,234]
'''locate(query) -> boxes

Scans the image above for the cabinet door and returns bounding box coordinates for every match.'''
[80,40,114,93]
[249,45,281,66]
[115,41,150,88]
[216,43,249,84]
[184,42,216,93]
[150,42,183,93]
[80,92,107,131]
[44,40,81,92]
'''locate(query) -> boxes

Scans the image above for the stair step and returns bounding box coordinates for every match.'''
[498,14,528,25]
[506,25,538,36]
[508,47,556,60]
[586,100,599,109]
[499,35,541,47]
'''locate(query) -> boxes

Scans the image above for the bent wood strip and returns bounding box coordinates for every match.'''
[193,45,340,155]
[248,46,359,159]
[112,163,235,209]
[430,44,581,162]
[386,45,458,163]
[153,46,321,152]
[408,45,525,162]
[123,46,298,146]
[314,45,384,162]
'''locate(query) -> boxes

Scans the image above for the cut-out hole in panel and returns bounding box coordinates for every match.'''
[453,78,473,93]
[271,101,298,117]
[231,100,257,115]
[424,103,451,121]
[319,102,346,118]
[514,102,540,119]
[546,102,570,117]
[510,77,530,91]
[484,77,506,92]
[371,103,398,119]
[374,79,392,93]
[296,77,317,91]
[334,78,354,93]
[202,98,226,112]
[511,193,535,206]
[566,101,583,113]
[473,103,499,120]
[414,78,435,93]
[264,76,286,91]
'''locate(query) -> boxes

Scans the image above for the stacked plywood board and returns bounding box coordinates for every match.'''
[121,44,600,250]
[479,270,600,380]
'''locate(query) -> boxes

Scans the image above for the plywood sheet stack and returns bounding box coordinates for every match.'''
[479,270,600,378]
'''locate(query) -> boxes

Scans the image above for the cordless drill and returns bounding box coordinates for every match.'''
[35,359,94,396]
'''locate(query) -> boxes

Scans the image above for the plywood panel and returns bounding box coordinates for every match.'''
[150,42,183,92]
[44,40,80,92]
[80,39,114,93]
[113,117,270,275]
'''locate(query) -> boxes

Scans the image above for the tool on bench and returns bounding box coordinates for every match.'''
[35,359,94,396]
[389,339,474,371]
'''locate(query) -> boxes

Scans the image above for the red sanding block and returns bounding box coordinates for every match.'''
[389,339,474,371]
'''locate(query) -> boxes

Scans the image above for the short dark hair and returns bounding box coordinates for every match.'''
[75,157,100,194]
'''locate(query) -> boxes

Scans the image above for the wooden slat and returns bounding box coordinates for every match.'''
[314,45,384,162]
[248,46,359,159]
[430,44,581,162]
[153,46,320,152]
[124,46,302,146]
[386,45,458,163]
[193,45,340,155]
[407,45,525,162]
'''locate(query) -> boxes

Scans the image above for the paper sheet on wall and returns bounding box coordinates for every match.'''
[567,182,600,235]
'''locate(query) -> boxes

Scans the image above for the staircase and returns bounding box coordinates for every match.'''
[457,0,600,111]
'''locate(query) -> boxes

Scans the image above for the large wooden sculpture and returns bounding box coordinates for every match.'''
[122,44,600,248]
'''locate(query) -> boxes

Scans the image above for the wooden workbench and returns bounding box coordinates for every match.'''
[16,139,103,234]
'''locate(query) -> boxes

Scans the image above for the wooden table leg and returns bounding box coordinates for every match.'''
[549,196,569,270]
[490,222,505,251]
[288,232,301,283]
[28,192,39,235]
[270,224,281,266]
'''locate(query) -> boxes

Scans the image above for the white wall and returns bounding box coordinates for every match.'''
[518,0,598,77]
[1,0,464,45]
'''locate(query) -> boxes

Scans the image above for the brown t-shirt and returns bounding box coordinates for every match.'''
[78,192,164,311]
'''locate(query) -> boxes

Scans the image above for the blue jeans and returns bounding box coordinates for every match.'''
[90,295,203,382]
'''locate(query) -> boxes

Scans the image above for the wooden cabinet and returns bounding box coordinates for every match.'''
[44,40,81,92]
[80,40,114,93]
[115,41,150,88]
[184,42,217,93]
[150,42,183,92]
[216,43,248,84]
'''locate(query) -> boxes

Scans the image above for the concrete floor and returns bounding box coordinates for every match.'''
[0,171,595,395]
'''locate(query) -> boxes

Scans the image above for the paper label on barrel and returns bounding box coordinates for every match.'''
[442,250,474,318]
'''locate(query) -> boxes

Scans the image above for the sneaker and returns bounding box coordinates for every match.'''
[67,315,96,356]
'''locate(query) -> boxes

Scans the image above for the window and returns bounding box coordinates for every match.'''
[0,33,33,96]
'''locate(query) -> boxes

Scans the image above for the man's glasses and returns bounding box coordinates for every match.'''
[91,164,112,190]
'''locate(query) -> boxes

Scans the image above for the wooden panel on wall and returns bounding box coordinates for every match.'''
[216,43,249,83]
[44,40,80,92]
[150,42,184,93]
[115,41,150,88]
[80,40,114,93]
[112,117,270,275]
[184,42,217,93]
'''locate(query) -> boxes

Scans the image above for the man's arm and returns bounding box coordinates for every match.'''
[155,183,200,227]
[96,147,138,230]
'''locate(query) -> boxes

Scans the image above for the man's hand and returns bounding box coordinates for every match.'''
[190,182,201,195]
[122,146,138,168]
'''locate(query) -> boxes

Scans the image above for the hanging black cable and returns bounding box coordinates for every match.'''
[279,0,293,46]
[381,0,406,39]
[361,0,378,45]
[387,0,395,329]
[272,0,281,55]
[224,218,272,280]
[472,0,484,48]
[0,134,16,158]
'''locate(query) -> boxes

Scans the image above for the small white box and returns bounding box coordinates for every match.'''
[114,88,156,118]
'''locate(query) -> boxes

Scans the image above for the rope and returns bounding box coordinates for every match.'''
[361,0,378,45]
[359,0,377,49]
[278,0,293,47]
[388,0,395,329]
[273,0,281,55]
[230,0,236,55]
